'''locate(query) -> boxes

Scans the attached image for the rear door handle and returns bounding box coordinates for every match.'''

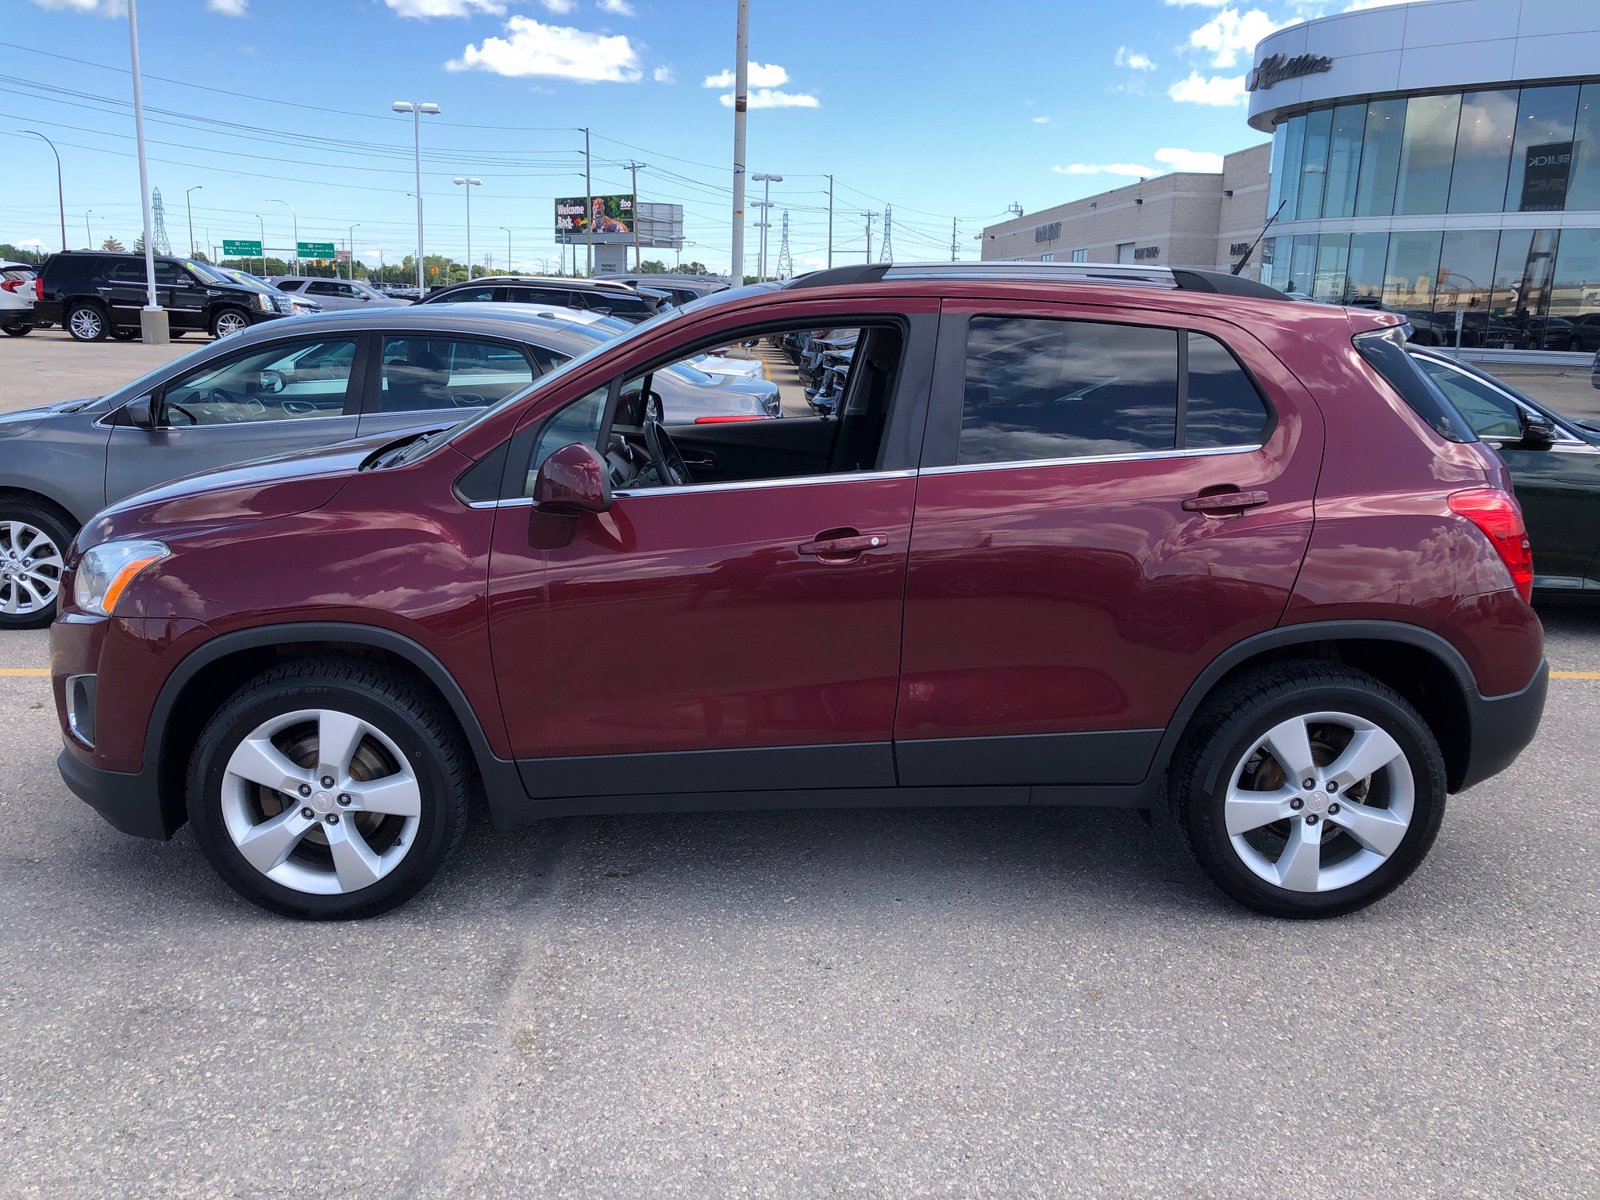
[1182,489,1269,514]
[798,529,891,561]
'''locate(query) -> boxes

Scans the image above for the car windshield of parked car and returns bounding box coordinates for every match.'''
[188,261,231,285]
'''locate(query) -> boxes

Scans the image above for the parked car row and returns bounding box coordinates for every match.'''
[778,327,858,414]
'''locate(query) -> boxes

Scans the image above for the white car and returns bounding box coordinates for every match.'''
[269,277,409,312]
[1,260,40,336]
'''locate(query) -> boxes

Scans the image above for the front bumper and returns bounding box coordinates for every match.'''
[1459,658,1548,792]
[57,748,174,839]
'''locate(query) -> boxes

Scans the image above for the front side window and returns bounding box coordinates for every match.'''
[378,335,535,413]
[161,336,359,425]
[1411,358,1522,439]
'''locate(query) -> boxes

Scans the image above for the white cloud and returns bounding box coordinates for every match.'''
[1163,0,1229,5]
[26,0,125,14]
[1188,7,1282,68]
[446,16,642,81]
[703,62,790,89]
[717,88,819,109]
[652,65,674,83]
[1168,70,1246,105]
[1030,115,1053,125]
[1115,46,1156,71]
[1342,0,1410,8]
[1053,162,1157,177]
[386,0,504,16]
[206,0,247,14]
[596,0,634,13]
[539,0,576,11]
[1154,146,1224,172]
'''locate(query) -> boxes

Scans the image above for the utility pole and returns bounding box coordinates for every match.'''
[624,160,647,271]
[951,217,958,263]
[500,226,512,275]
[19,131,66,252]
[581,126,593,278]
[730,0,749,282]
[826,174,834,268]
[862,211,876,264]
[84,210,92,250]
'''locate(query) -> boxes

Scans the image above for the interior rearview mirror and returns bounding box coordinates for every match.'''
[533,442,612,515]
[120,395,157,430]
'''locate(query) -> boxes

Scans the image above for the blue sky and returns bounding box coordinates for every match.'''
[1,0,1398,275]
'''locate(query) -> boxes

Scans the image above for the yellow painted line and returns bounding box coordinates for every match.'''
[1552,670,1600,680]
[0,668,48,677]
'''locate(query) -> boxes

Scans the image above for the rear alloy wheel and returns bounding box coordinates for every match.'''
[210,307,249,338]
[1173,663,1446,918]
[188,661,470,919]
[1,322,31,337]
[0,504,73,629]
[66,304,107,342]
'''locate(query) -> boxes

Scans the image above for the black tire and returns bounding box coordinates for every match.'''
[170,330,186,339]
[1171,661,1447,919]
[1,322,31,337]
[0,499,76,630]
[66,302,108,342]
[187,659,472,920]
[110,327,139,342]
[210,307,250,338]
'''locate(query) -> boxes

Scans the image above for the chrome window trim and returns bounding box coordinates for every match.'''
[96,405,357,431]
[615,468,917,498]
[923,443,1260,476]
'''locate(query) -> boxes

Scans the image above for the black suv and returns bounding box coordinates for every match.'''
[419,275,660,323]
[34,251,293,341]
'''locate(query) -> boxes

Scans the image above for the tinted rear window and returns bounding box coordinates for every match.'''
[1354,327,1476,443]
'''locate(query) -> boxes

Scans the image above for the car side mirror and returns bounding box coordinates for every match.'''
[1518,410,1557,450]
[532,442,612,515]
[119,395,157,429]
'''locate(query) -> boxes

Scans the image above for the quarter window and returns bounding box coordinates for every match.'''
[378,335,534,414]
[1184,333,1271,448]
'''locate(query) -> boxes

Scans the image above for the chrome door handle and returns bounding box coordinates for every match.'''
[1182,489,1269,514]
[798,530,891,560]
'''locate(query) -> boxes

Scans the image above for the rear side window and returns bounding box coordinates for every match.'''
[435,286,500,303]
[1354,327,1476,442]
[1184,333,1271,449]
[960,318,1179,464]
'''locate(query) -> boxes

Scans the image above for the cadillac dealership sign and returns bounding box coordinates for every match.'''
[1248,53,1334,92]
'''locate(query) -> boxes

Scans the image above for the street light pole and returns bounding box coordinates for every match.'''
[19,131,66,252]
[126,0,165,341]
[500,226,513,275]
[392,101,441,293]
[453,177,481,280]
[267,198,297,273]
[185,185,201,258]
[255,213,265,275]
[84,210,93,250]
[347,223,360,281]
[752,173,782,283]
[624,160,647,270]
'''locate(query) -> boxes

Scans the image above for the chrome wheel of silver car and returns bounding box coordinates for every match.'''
[1223,710,1415,894]
[219,708,423,896]
[212,308,249,337]
[0,519,65,619]
[67,305,105,341]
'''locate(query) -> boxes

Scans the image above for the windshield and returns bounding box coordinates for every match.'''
[429,302,689,450]
[188,261,231,285]
[218,267,271,292]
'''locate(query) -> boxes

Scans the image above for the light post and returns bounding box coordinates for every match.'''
[347,223,360,281]
[752,172,782,283]
[84,210,93,250]
[392,101,441,293]
[254,213,265,275]
[267,198,297,273]
[500,226,513,275]
[453,177,481,281]
[19,131,66,252]
[185,184,201,257]
[127,0,166,342]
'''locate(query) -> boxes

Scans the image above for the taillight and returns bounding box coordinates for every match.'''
[693,414,762,424]
[1449,488,1533,602]
[0,280,18,293]
[34,278,44,300]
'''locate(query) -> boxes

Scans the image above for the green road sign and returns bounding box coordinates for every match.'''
[223,239,262,257]
[298,241,336,258]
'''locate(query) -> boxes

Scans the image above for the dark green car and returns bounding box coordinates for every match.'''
[1409,347,1600,598]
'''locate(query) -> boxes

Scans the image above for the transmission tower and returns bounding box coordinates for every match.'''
[776,210,794,280]
[150,188,172,256]
[879,204,893,263]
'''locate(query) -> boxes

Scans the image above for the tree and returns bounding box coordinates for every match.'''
[101,236,126,252]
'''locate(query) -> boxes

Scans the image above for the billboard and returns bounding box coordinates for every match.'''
[555,194,635,244]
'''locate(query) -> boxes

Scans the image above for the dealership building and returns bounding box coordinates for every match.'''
[1253,0,1600,353]
[983,0,1600,355]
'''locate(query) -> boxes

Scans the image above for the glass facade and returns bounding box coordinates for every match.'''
[1267,81,1600,351]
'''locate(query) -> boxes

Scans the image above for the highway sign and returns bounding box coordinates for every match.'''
[223,239,262,257]
[298,241,336,257]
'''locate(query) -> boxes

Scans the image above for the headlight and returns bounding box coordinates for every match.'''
[256,292,274,312]
[73,540,169,617]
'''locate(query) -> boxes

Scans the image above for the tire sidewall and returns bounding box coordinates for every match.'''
[1182,680,1447,918]
[210,307,248,338]
[0,503,74,630]
[67,304,106,341]
[188,678,458,919]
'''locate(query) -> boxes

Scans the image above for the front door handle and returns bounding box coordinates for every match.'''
[798,528,891,562]
[1182,489,1269,514]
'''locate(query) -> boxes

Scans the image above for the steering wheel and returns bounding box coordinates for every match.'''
[166,401,199,426]
[643,419,690,487]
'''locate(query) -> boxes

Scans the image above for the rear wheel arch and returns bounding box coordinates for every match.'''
[1154,623,1476,794]
[151,624,521,833]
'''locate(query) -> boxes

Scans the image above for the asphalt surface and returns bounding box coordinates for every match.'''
[1,609,1598,1198]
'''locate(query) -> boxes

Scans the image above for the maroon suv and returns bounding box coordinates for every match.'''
[51,264,1547,920]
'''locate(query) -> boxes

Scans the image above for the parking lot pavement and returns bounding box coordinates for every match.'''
[0,328,196,414]
[1,609,1597,1198]
[1485,364,1600,424]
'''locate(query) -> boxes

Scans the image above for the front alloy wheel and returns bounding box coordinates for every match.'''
[1174,663,1446,918]
[189,662,470,918]
[0,507,72,629]
[211,308,249,337]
